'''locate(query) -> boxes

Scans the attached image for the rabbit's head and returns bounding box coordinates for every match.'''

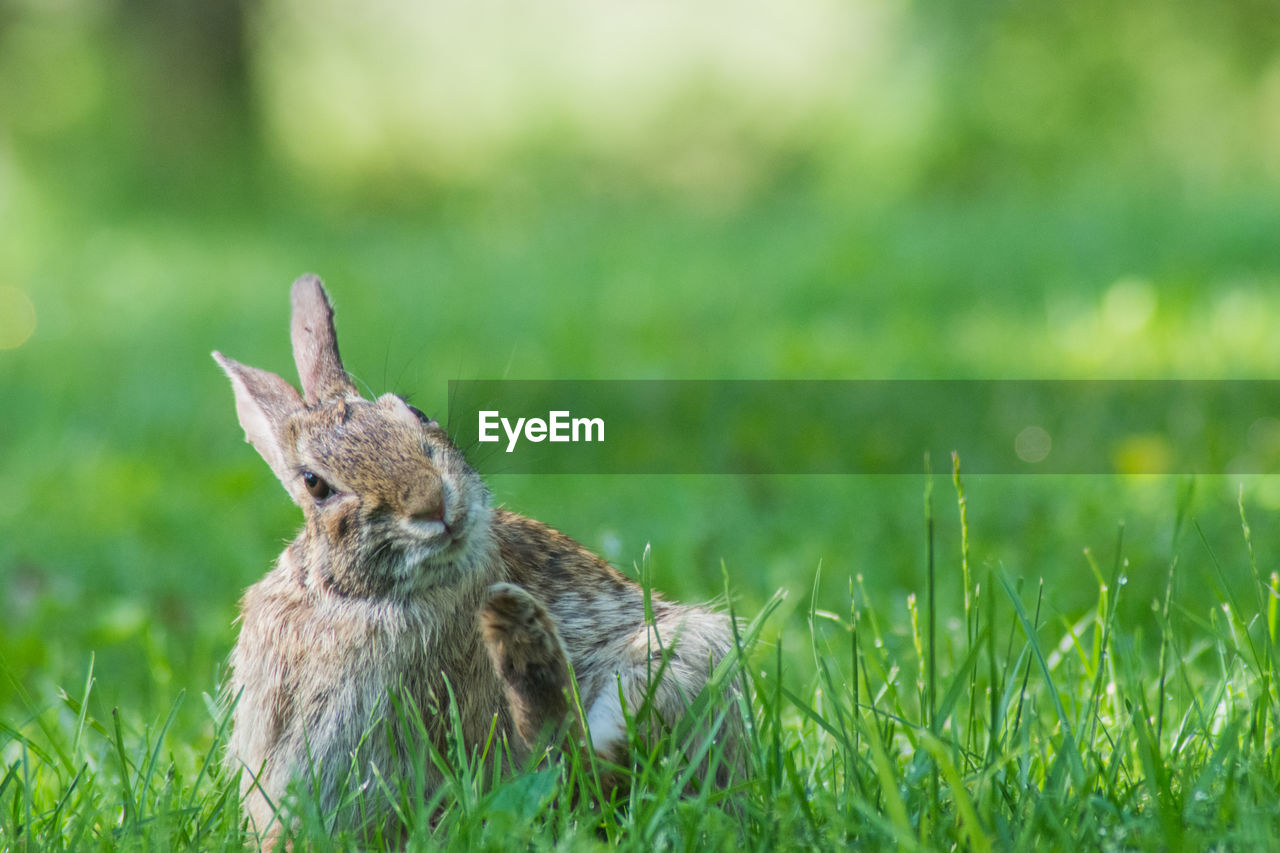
[214,275,492,599]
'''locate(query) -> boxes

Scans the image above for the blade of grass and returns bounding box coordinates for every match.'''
[997,572,1085,785]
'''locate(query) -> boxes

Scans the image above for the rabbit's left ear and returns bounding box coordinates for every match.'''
[214,351,304,495]
[291,274,357,405]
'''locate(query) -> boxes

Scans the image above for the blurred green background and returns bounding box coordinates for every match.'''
[3,0,1280,735]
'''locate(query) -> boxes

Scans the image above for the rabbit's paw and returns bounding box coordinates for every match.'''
[480,583,565,674]
[479,582,572,746]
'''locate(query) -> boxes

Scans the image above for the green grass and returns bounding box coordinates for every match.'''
[7,470,1280,851]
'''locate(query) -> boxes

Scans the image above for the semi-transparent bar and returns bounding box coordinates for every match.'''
[445,380,1280,475]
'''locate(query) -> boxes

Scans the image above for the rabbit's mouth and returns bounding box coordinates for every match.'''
[361,495,491,593]
[401,517,451,540]
[400,505,471,546]
[384,509,476,568]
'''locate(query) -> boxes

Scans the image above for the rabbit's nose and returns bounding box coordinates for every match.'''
[406,487,445,523]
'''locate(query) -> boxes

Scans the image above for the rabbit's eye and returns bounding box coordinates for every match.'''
[302,471,332,500]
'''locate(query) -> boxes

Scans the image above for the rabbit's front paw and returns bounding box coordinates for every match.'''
[479,582,572,747]
[480,583,564,675]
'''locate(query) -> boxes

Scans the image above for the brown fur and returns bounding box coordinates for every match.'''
[215,276,739,843]
[479,583,573,747]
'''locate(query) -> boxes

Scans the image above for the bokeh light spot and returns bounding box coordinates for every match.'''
[1112,434,1173,475]
[1102,277,1156,335]
[1015,425,1052,463]
[0,287,37,350]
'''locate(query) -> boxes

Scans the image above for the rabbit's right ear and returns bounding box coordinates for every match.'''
[213,352,304,494]
[291,275,356,405]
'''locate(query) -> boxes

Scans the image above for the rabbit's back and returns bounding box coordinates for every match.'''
[492,510,737,762]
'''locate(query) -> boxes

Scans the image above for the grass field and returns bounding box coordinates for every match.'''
[8,466,1280,850]
[5,2,1280,850]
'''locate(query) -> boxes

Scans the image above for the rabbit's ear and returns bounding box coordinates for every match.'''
[214,352,304,493]
[290,275,357,405]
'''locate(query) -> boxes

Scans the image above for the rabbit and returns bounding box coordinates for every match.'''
[214,275,740,844]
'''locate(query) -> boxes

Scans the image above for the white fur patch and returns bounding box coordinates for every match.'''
[585,684,627,755]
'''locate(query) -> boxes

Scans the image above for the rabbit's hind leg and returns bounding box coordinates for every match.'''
[586,613,742,787]
[479,582,574,750]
